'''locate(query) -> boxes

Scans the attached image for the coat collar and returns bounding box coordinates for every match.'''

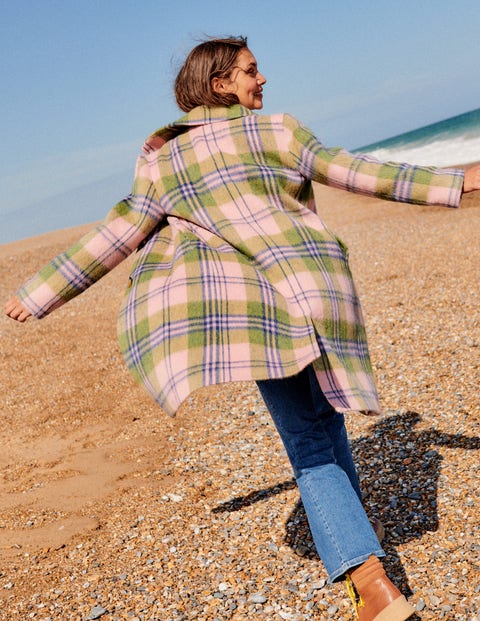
[146,105,255,143]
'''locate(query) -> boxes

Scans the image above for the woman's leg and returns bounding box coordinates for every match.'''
[256,367,384,582]
[305,365,362,501]
[305,367,385,542]
[257,367,414,620]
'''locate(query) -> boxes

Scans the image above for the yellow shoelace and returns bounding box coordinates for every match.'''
[345,573,365,617]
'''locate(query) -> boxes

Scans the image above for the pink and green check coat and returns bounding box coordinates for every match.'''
[18,105,464,416]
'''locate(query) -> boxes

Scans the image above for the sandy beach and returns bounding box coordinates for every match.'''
[1,182,479,620]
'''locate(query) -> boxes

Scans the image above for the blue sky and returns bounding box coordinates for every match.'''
[1,0,480,241]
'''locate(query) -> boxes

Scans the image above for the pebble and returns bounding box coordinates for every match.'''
[249,593,268,604]
[416,598,426,611]
[85,606,108,620]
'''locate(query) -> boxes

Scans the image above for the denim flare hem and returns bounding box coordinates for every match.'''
[328,549,386,584]
[296,464,386,583]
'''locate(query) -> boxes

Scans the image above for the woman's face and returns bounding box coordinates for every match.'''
[213,48,267,110]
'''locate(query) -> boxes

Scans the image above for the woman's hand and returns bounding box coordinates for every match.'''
[463,164,480,193]
[4,296,32,322]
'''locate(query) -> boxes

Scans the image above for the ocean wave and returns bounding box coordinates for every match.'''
[363,133,480,168]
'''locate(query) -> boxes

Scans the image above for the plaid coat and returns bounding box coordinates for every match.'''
[18,105,464,416]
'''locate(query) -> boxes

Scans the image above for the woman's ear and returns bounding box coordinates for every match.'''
[211,76,235,95]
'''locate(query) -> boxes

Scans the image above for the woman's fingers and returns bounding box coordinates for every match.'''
[4,296,32,322]
[463,164,480,193]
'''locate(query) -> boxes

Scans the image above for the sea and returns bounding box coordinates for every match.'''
[1,107,480,246]
[355,107,480,167]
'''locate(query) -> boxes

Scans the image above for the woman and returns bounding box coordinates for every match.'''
[5,36,480,620]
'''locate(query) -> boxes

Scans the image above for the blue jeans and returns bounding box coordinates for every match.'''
[256,365,384,582]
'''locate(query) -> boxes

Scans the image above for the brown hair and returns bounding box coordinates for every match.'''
[174,36,248,112]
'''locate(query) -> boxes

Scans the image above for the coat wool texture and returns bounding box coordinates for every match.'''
[18,105,464,416]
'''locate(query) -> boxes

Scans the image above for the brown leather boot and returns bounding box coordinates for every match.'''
[370,517,385,544]
[346,556,415,621]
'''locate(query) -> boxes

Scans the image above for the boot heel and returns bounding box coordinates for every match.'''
[371,594,415,621]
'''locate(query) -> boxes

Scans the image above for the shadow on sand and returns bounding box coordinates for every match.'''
[212,411,480,600]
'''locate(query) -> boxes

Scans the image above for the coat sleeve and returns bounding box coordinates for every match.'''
[17,154,164,319]
[284,114,464,208]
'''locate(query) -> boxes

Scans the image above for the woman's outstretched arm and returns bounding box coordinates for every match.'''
[285,114,469,208]
[5,153,164,320]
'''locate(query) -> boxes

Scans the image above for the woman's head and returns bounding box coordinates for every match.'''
[174,36,266,112]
